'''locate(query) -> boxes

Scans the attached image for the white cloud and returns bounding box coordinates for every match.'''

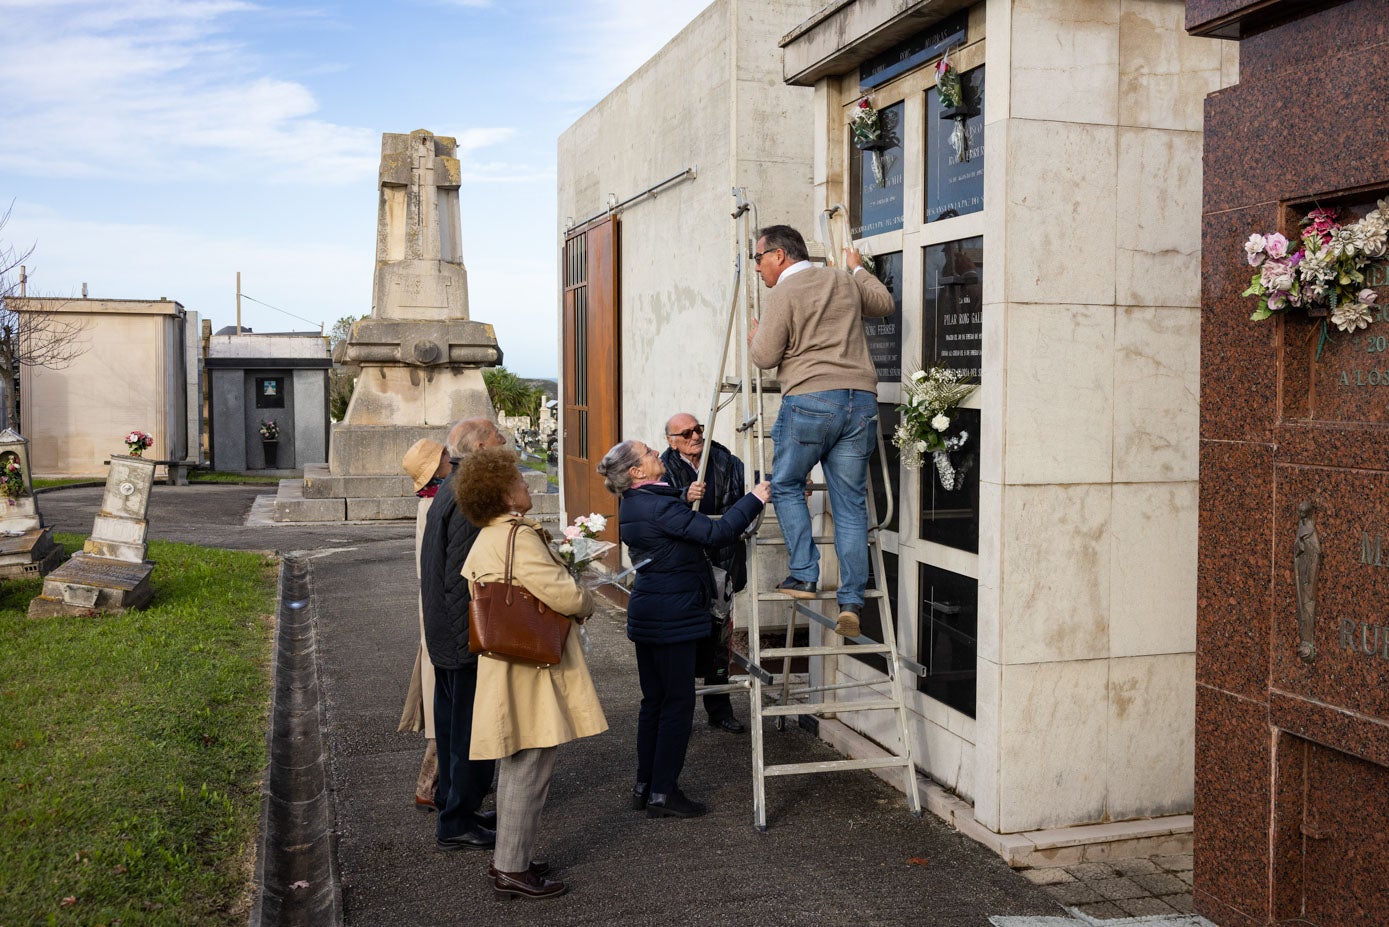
[0,0,378,184]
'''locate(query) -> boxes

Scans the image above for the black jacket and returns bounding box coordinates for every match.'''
[420,470,481,669]
[660,441,748,592]
[619,484,764,645]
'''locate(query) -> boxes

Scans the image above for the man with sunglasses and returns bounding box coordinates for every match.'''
[659,412,748,734]
[748,224,893,637]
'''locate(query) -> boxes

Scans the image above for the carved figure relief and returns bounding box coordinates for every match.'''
[1293,500,1321,663]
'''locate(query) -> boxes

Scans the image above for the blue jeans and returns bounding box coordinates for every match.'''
[770,389,878,606]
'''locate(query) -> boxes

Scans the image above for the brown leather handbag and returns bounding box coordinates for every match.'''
[468,523,571,665]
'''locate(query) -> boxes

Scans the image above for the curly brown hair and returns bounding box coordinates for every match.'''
[454,447,523,524]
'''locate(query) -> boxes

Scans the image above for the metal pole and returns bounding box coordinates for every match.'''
[236,271,242,334]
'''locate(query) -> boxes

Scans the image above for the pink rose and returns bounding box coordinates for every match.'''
[563,525,582,540]
[1264,233,1288,259]
[1259,258,1294,293]
[1359,288,1379,305]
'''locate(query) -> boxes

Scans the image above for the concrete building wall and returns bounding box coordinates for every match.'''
[557,0,817,496]
[19,298,188,477]
[210,369,246,471]
[291,368,328,464]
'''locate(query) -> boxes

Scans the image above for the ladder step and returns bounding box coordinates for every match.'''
[759,644,891,658]
[755,589,886,602]
[759,698,904,717]
[763,756,910,777]
[753,535,840,546]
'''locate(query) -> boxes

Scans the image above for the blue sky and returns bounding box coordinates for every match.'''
[0,0,710,377]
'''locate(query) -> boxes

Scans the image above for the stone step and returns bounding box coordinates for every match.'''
[302,464,413,500]
[272,479,347,523]
[528,492,559,516]
[346,496,419,521]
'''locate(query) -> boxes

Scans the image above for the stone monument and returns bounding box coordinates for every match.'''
[272,130,500,522]
[1188,2,1389,925]
[28,455,156,617]
[0,429,62,579]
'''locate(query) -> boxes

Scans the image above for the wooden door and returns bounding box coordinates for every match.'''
[561,217,620,551]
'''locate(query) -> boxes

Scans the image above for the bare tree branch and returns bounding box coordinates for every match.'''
[0,203,93,429]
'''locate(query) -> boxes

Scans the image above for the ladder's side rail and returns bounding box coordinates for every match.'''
[692,191,754,513]
[865,481,923,817]
[872,426,895,532]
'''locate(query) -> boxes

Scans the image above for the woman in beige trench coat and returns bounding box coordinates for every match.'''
[456,447,607,901]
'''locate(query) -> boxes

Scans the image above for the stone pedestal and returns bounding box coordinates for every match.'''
[271,130,499,524]
[0,428,64,579]
[0,527,62,579]
[1188,3,1389,925]
[29,455,155,617]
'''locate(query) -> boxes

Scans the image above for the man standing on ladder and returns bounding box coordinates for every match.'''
[748,224,894,638]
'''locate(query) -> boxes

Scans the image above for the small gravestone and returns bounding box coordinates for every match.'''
[0,428,62,579]
[28,455,156,617]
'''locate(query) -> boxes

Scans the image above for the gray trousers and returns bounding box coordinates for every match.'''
[494,746,558,873]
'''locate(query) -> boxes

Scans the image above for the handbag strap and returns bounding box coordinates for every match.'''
[502,521,522,605]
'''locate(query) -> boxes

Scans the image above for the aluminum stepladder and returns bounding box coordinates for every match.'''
[692,189,923,832]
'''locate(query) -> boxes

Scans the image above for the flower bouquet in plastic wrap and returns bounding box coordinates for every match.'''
[556,513,615,580]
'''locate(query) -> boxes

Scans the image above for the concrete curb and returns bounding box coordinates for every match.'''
[249,555,343,927]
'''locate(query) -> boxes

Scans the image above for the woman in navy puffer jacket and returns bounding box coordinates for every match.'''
[598,439,770,818]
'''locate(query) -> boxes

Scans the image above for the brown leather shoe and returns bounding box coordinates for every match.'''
[414,796,437,812]
[488,860,551,878]
[493,868,567,900]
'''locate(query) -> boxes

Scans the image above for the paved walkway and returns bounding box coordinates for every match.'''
[37,484,1205,926]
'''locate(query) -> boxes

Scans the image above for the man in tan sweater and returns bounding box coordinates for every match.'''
[748,224,894,636]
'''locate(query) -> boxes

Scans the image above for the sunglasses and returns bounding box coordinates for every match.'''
[667,424,705,440]
[753,248,780,265]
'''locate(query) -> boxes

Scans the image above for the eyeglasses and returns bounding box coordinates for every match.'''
[753,247,780,265]
[667,424,705,440]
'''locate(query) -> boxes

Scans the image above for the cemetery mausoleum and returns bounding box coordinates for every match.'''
[559,0,1236,865]
[18,296,200,480]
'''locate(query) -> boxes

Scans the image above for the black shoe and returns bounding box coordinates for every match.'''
[709,716,746,734]
[631,782,650,811]
[473,809,497,827]
[493,869,567,900]
[647,789,707,818]
[435,825,496,851]
[489,860,551,878]
[776,576,817,599]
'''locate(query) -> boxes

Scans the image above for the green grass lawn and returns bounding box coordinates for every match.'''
[32,478,101,490]
[188,471,283,484]
[0,534,276,926]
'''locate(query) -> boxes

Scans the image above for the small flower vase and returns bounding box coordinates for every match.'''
[933,449,976,492]
[129,447,143,458]
[263,440,279,469]
[867,149,891,188]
